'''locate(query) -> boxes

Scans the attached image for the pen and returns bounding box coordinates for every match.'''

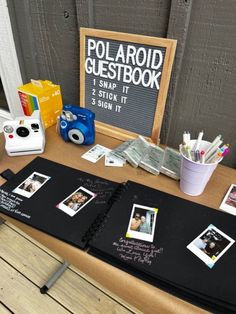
[220,144,229,154]
[194,150,201,162]
[185,145,192,160]
[221,147,230,157]
[205,134,222,155]
[40,261,70,294]
[205,139,223,161]
[207,151,222,163]
[183,131,191,146]
[200,150,205,163]
[183,131,187,145]
[180,144,192,161]
[186,131,191,145]
[193,130,204,152]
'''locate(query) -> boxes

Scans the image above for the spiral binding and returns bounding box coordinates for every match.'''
[82,182,129,245]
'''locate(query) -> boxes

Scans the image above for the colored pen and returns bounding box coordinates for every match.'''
[200,150,205,163]
[194,149,201,162]
[205,139,223,161]
[221,147,230,157]
[207,151,222,163]
[186,131,191,145]
[180,144,192,160]
[183,131,191,146]
[183,131,187,145]
[186,145,192,160]
[193,130,204,152]
[220,144,229,154]
[205,134,222,155]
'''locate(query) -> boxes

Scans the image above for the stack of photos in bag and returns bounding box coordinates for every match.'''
[109,136,181,179]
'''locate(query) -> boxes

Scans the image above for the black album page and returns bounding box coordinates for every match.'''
[0,157,119,249]
[88,181,236,312]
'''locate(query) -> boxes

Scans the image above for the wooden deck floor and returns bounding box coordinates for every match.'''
[0,220,138,314]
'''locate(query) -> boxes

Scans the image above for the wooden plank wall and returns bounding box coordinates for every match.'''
[7,0,236,168]
[166,0,236,168]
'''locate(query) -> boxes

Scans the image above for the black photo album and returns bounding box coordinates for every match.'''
[0,156,119,249]
[1,156,236,313]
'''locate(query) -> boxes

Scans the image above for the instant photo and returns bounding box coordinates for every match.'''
[57,186,96,217]
[105,153,125,167]
[13,172,50,198]
[187,224,235,268]
[126,204,158,242]
[220,184,236,215]
[81,144,110,163]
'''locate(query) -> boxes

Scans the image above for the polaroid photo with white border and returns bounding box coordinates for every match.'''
[81,144,110,163]
[56,186,96,217]
[13,172,50,198]
[220,184,236,215]
[187,224,235,268]
[126,204,158,243]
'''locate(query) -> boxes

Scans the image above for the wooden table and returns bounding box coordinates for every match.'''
[1,127,236,314]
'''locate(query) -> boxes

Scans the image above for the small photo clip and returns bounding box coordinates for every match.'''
[126,204,158,243]
[13,172,50,198]
[57,186,96,217]
[187,224,235,268]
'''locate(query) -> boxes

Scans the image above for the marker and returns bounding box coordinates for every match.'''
[186,131,191,145]
[194,150,201,162]
[205,139,223,161]
[220,144,230,155]
[220,144,229,151]
[40,261,70,294]
[221,147,230,157]
[186,145,192,160]
[207,151,222,163]
[205,134,222,155]
[193,130,204,152]
[200,150,205,163]
[183,131,187,145]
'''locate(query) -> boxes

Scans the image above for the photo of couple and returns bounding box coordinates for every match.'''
[187,224,235,268]
[57,186,96,217]
[130,212,151,234]
[63,190,89,212]
[127,204,158,242]
[13,172,50,198]
[193,227,230,259]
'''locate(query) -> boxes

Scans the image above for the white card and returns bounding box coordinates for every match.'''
[81,144,110,163]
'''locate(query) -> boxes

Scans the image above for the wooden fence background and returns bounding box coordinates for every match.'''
[8,0,236,167]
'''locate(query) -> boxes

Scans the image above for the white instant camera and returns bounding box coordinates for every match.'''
[3,110,45,156]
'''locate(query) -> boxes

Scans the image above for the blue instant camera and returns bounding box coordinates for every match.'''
[59,105,95,145]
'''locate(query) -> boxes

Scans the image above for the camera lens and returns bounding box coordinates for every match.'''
[68,129,84,144]
[72,134,79,140]
[16,126,30,137]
